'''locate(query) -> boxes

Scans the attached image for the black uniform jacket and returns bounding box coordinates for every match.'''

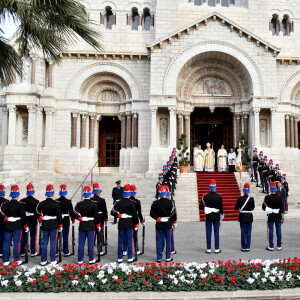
[150,197,175,230]
[268,168,276,182]
[283,181,289,196]
[252,156,259,168]
[74,199,100,231]
[37,198,63,231]
[1,200,27,231]
[170,199,177,224]
[0,197,8,226]
[20,196,40,227]
[199,191,223,222]
[262,194,284,222]
[130,196,144,223]
[110,197,138,229]
[155,182,162,199]
[234,195,255,223]
[91,195,108,224]
[56,196,76,227]
[258,159,264,172]
[112,187,124,202]
[262,165,269,178]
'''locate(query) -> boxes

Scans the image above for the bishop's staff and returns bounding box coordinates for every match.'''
[235,143,243,196]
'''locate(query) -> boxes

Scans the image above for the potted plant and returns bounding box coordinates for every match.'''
[240,133,250,172]
[177,133,191,173]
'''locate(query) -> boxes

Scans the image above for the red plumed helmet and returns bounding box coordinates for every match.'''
[282,173,287,177]
[244,182,250,189]
[270,182,276,188]
[93,183,100,190]
[83,186,91,193]
[159,173,163,176]
[60,184,67,192]
[11,185,19,192]
[46,184,54,192]
[210,179,216,186]
[130,185,136,192]
[123,184,131,192]
[164,185,169,192]
[158,185,165,193]
[26,182,34,191]
[0,183,4,191]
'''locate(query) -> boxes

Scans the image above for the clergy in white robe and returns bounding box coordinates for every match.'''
[193,145,204,171]
[204,143,215,172]
[217,145,228,172]
[228,148,237,172]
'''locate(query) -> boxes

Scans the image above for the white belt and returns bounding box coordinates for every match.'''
[81,217,94,221]
[205,207,219,214]
[25,212,34,217]
[62,214,69,218]
[98,212,103,214]
[240,211,252,213]
[43,215,57,220]
[265,207,280,214]
[7,217,21,222]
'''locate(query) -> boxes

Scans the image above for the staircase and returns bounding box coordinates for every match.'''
[197,172,241,221]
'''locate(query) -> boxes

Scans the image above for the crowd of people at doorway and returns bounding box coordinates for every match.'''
[193,143,237,172]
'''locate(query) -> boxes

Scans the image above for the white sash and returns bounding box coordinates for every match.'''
[240,197,251,213]
[265,206,280,214]
[204,207,219,214]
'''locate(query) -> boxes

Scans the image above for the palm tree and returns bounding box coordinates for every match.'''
[0,0,103,85]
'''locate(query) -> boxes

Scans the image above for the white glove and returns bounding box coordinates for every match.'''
[58,227,63,232]
[134,227,139,231]
[81,217,89,221]
[7,217,17,222]
[72,222,76,227]
[105,222,108,226]
[173,223,178,227]
[24,227,29,233]
[121,213,129,219]
[160,217,169,223]
[142,222,145,227]
[97,227,101,232]
[170,183,172,186]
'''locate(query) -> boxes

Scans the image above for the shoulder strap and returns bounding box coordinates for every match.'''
[240,197,250,212]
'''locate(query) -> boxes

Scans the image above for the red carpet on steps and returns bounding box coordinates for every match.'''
[196,172,241,222]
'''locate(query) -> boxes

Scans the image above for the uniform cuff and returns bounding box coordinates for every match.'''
[23,225,28,229]
[78,217,83,222]
[157,217,161,222]
[4,217,8,223]
[134,224,139,228]
[59,224,63,228]
[96,224,100,228]
[118,214,122,219]
[105,219,108,222]
[72,220,75,224]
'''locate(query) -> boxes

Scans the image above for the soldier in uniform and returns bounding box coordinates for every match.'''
[234,183,255,252]
[37,185,63,266]
[74,186,100,264]
[277,181,287,214]
[199,180,223,254]
[1,185,28,266]
[258,151,264,187]
[262,182,284,251]
[112,181,123,224]
[0,184,8,258]
[20,182,40,257]
[156,174,164,199]
[56,184,76,257]
[150,185,176,262]
[162,165,168,186]
[111,184,138,263]
[281,174,289,212]
[262,156,269,193]
[252,148,259,183]
[268,159,275,183]
[166,161,174,193]
[91,183,108,256]
[274,164,281,187]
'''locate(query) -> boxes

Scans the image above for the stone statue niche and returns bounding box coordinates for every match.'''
[160,118,168,147]
[259,119,268,147]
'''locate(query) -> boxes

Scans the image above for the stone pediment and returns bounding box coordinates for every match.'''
[147,12,281,56]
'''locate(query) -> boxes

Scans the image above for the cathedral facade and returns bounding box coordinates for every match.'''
[1,0,300,175]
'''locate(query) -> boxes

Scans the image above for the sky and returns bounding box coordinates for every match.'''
[0,15,18,39]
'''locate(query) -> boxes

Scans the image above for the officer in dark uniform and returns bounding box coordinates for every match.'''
[0,184,8,258]
[258,151,264,187]
[162,165,168,185]
[268,159,275,183]
[112,181,123,224]
[234,183,255,252]
[156,174,164,199]
[150,185,175,262]
[74,186,100,264]
[91,182,108,255]
[274,164,281,188]
[252,148,259,182]
[165,161,173,192]
[56,184,76,257]
[1,185,28,266]
[262,182,284,251]
[262,156,269,193]
[199,180,223,254]
[281,174,289,212]
[20,182,40,257]
[111,184,138,263]
[37,184,63,266]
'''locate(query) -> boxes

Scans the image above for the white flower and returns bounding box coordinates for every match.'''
[102,279,107,284]
[112,275,118,280]
[200,273,208,279]
[97,271,105,279]
[88,282,95,287]
[261,278,267,283]
[278,276,284,281]
[1,280,8,287]
[107,268,113,274]
[173,278,178,285]
[297,275,300,280]
[84,275,89,280]
[247,278,255,285]
[179,275,185,282]
[269,276,276,283]
[158,280,163,285]
[72,280,79,286]
[253,272,260,279]
[14,280,22,287]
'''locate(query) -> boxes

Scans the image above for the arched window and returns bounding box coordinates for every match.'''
[106,6,114,30]
[270,14,279,36]
[132,7,140,30]
[194,0,202,5]
[143,8,151,31]
[282,15,291,36]
[221,0,229,7]
[208,0,216,6]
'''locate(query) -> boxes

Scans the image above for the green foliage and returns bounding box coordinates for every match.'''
[177,134,191,166]
[240,133,250,167]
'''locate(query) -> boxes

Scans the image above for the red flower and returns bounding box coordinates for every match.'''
[217,276,223,283]
[230,276,236,283]
[41,275,47,279]
[30,280,38,284]
[203,278,207,283]
[57,275,61,278]
[116,279,122,283]
[12,261,18,268]
[212,274,216,279]
[144,281,148,286]
[292,268,297,273]
[71,276,76,280]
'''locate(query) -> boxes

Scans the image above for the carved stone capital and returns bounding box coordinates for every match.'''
[27,105,37,113]
[235,113,241,119]
[133,112,138,118]
[209,106,215,113]
[150,106,157,114]
[71,111,79,118]
[81,111,88,118]
[89,113,96,119]
[126,111,132,118]
[253,107,260,114]
[243,112,249,118]
[7,105,16,112]
[45,108,55,115]
[270,108,277,114]
[285,114,290,120]
[168,106,176,114]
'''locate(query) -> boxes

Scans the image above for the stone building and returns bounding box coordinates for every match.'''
[1,0,300,175]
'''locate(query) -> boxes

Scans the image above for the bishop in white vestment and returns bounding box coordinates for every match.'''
[204,143,215,172]
[193,145,204,171]
[217,145,227,172]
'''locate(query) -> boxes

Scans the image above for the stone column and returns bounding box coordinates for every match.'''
[169,107,177,147]
[294,115,298,149]
[150,107,157,146]
[71,112,78,148]
[151,13,155,27]
[27,105,37,146]
[1,108,8,146]
[120,113,126,148]
[270,108,277,148]
[113,12,116,25]
[243,113,249,142]
[285,114,290,147]
[45,108,54,147]
[184,113,190,148]
[7,105,16,146]
[290,115,294,148]
[132,112,138,148]
[127,13,131,26]
[48,62,53,87]
[31,60,36,84]
[253,108,260,147]
[177,113,183,144]
[100,11,105,25]
[89,114,95,149]
[36,108,43,147]
[126,112,132,148]
[80,113,87,148]
[236,113,241,144]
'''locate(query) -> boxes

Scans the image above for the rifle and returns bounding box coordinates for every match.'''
[96,229,101,262]
[104,223,108,256]
[71,225,75,256]
[23,230,29,264]
[58,231,62,263]
[250,166,255,182]
[133,229,138,262]
[38,224,42,256]
[141,222,145,255]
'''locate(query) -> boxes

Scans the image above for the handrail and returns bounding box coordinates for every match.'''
[70,160,99,201]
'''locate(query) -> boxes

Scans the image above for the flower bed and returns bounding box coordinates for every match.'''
[1,258,300,292]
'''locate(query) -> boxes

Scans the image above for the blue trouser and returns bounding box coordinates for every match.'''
[268,221,282,248]
[156,229,171,260]
[171,228,175,252]
[3,230,22,263]
[240,222,252,250]
[0,225,4,255]
[21,225,38,255]
[56,226,70,255]
[263,177,269,192]
[123,228,139,252]
[41,228,58,263]
[205,220,220,250]
[118,228,133,260]
[253,167,258,181]
[78,230,95,262]
[259,172,263,186]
